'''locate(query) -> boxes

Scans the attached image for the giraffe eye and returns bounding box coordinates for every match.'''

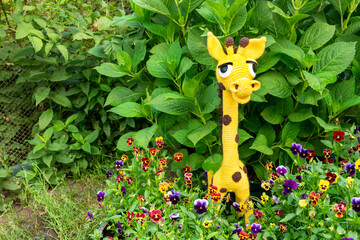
[246,60,257,78]
[218,62,233,78]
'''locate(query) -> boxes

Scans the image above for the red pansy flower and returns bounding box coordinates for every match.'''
[174,153,183,162]
[333,130,345,142]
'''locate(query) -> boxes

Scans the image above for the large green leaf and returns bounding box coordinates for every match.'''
[281,122,300,143]
[288,108,314,122]
[116,132,136,151]
[50,69,72,82]
[188,27,215,65]
[95,63,129,78]
[315,117,340,132]
[147,92,195,115]
[202,153,223,173]
[250,134,273,155]
[302,70,322,93]
[28,35,43,53]
[51,94,72,108]
[237,129,253,145]
[39,109,53,130]
[34,87,50,106]
[257,72,292,98]
[132,0,171,16]
[187,121,217,145]
[261,105,284,124]
[298,22,335,51]
[172,129,195,148]
[56,45,69,62]
[134,124,157,149]
[146,54,173,79]
[105,86,142,106]
[312,42,356,75]
[108,102,145,117]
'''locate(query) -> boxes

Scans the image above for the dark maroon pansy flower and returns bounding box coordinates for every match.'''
[333,130,345,142]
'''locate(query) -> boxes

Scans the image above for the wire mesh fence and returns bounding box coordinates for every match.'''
[0,42,40,167]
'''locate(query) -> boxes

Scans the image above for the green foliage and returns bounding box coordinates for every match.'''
[2,0,359,183]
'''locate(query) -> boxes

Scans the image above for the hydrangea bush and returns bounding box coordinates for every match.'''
[90,124,360,240]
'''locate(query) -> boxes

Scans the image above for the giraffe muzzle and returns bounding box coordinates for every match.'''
[229,79,261,104]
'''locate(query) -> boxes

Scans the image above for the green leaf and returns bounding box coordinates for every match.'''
[56,45,69,63]
[182,69,209,98]
[280,213,296,222]
[250,134,273,155]
[257,51,281,74]
[51,94,72,108]
[329,0,348,15]
[108,102,145,117]
[133,40,146,68]
[281,122,300,143]
[187,121,217,145]
[95,63,128,78]
[146,54,173,79]
[261,105,284,124]
[296,88,329,106]
[227,6,247,34]
[172,129,195,147]
[337,96,360,115]
[44,42,53,56]
[312,42,356,76]
[105,86,141,106]
[97,16,112,30]
[302,71,322,92]
[39,109,53,130]
[183,153,205,171]
[167,39,182,69]
[202,153,223,173]
[177,57,193,80]
[147,92,195,115]
[34,18,47,28]
[271,38,305,62]
[50,69,72,82]
[288,108,314,122]
[85,129,100,144]
[43,155,53,168]
[89,46,107,58]
[298,22,335,51]
[33,143,46,153]
[72,32,92,41]
[117,132,136,151]
[257,72,292,98]
[143,22,168,39]
[82,142,92,154]
[34,87,50,106]
[132,0,171,16]
[3,179,20,191]
[117,49,132,71]
[54,155,74,164]
[0,169,9,178]
[28,35,43,53]
[16,22,32,39]
[134,124,157,149]
[237,129,253,145]
[188,27,215,65]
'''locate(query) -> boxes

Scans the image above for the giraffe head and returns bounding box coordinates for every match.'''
[207,32,266,104]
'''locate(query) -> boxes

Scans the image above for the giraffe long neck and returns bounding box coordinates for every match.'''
[221,90,243,169]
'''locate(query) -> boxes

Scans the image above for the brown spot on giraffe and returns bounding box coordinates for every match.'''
[239,37,249,48]
[222,115,231,125]
[220,188,227,193]
[235,134,239,143]
[243,166,248,174]
[218,82,226,91]
[232,172,242,182]
[225,37,234,47]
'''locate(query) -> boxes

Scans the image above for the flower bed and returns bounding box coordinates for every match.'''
[89,126,360,240]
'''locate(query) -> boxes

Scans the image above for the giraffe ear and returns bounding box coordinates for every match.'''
[207,32,226,61]
[239,37,266,60]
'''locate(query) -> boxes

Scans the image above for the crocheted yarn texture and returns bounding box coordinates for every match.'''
[207,32,266,223]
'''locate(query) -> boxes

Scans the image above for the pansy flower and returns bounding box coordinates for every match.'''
[232,202,242,212]
[178,224,183,231]
[307,150,315,160]
[126,211,134,224]
[183,166,191,173]
[249,233,257,240]
[231,225,242,235]
[295,175,303,183]
[351,197,360,212]
[149,209,163,223]
[209,184,218,193]
[155,136,164,149]
[238,231,249,240]
[211,192,221,203]
[261,181,271,191]
[203,220,212,228]
[159,158,167,167]
[135,213,146,225]
[343,238,355,240]
[121,154,128,161]
[117,221,123,235]
[194,199,208,215]
[253,209,263,221]
[272,195,280,204]
[269,172,280,181]
[170,213,180,225]
[116,160,124,170]
[174,153,183,162]
[301,194,309,199]
[299,199,308,207]
[279,224,287,233]
[127,176,133,185]
[106,170,113,179]
[274,210,283,216]
[127,138,134,145]
[184,172,193,181]
[299,148,309,159]
[186,180,193,188]
[276,166,287,176]
[283,179,297,195]
[159,182,169,193]
[141,157,150,165]
[333,201,346,218]
[355,158,360,170]
[333,130,345,142]
[266,161,273,171]
[323,149,331,159]
[340,160,349,168]
[97,191,105,202]
[120,186,126,196]
[149,147,156,156]
[137,195,145,203]
[347,177,354,186]
[261,192,269,204]
[85,212,94,222]
[169,190,180,205]
[251,223,262,234]
[309,191,320,206]
[325,172,338,184]
[345,163,356,176]
[318,180,330,192]
[156,169,163,176]
[116,175,124,183]
[133,147,140,155]
[290,142,302,155]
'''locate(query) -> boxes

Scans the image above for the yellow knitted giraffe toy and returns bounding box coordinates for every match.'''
[207,32,266,223]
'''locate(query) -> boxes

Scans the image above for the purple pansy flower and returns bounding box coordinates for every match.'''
[97,191,105,202]
[178,224,183,231]
[116,160,124,170]
[194,199,208,215]
[215,224,221,229]
[203,171,208,178]
[232,202,241,212]
[117,221,123,235]
[290,142,302,155]
[296,175,303,183]
[354,125,360,134]
[269,179,275,185]
[170,213,180,221]
[276,165,287,176]
[106,170,113,179]
[342,238,354,240]
[141,207,149,215]
[351,197,360,212]
[272,195,280,204]
[251,223,262,234]
[301,194,309,199]
[87,212,94,222]
[345,163,356,176]
[169,190,180,205]
[121,186,126,196]
[283,179,297,195]
[299,148,309,159]
[232,227,242,235]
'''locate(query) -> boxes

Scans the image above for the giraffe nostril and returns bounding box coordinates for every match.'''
[251,84,255,88]
[235,84,239,90]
